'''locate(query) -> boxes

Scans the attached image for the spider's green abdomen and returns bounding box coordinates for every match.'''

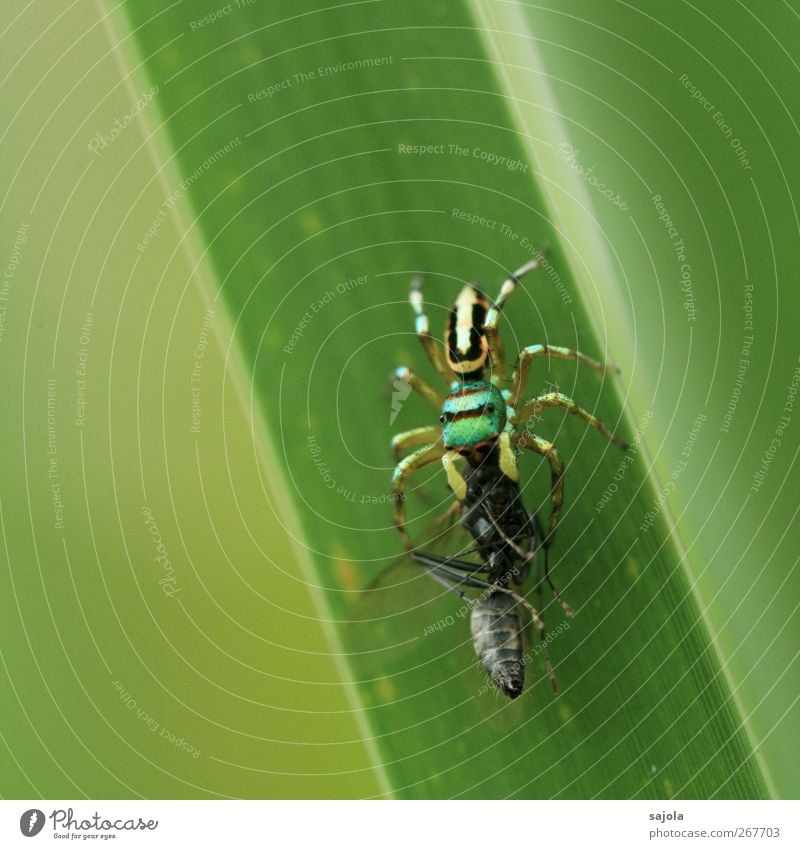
[440,381,507,450]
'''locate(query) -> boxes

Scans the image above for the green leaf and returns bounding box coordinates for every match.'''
[115,0,787,798]
[4,0,793,800]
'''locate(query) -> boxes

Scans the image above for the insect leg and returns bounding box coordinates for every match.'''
[391,442,445,549]
[416,549,558,689]
[391,425,442,461]
[483,257,544,381]
[476,507,571,698]
[517,392,628,449]
[509,344,621,407]
[479,505,569,623]
[411,551,545,630]
[513,432,565,549]
[409,275,457,386]
[432,499,462,527]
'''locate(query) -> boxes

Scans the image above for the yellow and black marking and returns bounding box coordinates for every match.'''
[446,285,490,380]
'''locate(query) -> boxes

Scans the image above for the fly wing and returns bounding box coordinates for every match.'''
[343,515,539,726]
[343,513,481,690]
[345,511,480,644]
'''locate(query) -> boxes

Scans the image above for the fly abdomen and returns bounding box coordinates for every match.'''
[470,591,524,699]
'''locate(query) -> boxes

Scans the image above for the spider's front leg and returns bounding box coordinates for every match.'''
[483,257,544,381]
[513,431,565,548]
[409,275,456,386]
[517,392,628,449]
[509,344,620,406]
[391,366,444,414]
[391,442,445,549]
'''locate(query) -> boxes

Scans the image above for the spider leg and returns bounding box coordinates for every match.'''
[532,513,574,617]
[483,257,544,381]
[391,442,445,549]
[409,275,457,386]
[392,366,444,415]
[513,432,565,549]
[509,344,621,407]
[533,568,559,693]
[517,392,628,449]
[391,425,442,461]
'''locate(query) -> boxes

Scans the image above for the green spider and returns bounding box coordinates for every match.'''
[390,256,627,551]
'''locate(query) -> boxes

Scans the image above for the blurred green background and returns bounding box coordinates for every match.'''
[1,0,797,799]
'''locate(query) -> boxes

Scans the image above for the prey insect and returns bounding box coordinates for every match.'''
[389,255,627,697]
[411,446,570,698]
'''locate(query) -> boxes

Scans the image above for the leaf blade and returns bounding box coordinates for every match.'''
[119,0,772,798]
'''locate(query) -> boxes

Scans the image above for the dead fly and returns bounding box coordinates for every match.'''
[411,446,573,699]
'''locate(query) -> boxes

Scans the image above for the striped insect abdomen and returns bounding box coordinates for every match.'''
[470,591,524,699]
[446,284,489,379]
